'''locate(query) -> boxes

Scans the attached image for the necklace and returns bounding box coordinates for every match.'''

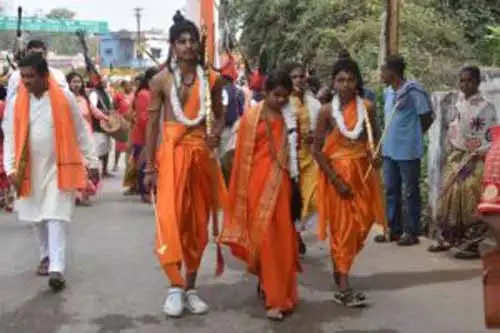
[291,92,321,132]
[170,64,207,127]
[331,95,366,140]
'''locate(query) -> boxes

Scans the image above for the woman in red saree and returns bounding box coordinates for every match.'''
[113,80,135,172]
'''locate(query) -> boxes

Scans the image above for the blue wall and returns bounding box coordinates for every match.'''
[99,34,135,68]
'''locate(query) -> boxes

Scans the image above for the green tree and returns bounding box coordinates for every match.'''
[484,25,500,66]
[221,0,473,90]
[46,8,76,20]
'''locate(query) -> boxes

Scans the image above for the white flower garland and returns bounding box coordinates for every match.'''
[170,63,208,127]
[331,95,366,140]
[282,103,300,180]
[304,92,321,131]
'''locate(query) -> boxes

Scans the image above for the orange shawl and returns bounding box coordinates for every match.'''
[220,104,300,310]
[221,104,290,273]
[14,75,87,197]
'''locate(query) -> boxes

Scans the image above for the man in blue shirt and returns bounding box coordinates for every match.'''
[375,55,433,246]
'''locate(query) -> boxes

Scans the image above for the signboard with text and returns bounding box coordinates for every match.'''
[0,16,109,34]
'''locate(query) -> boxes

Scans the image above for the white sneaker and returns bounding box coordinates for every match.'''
[185,289,209,315]
[163,287,185,318]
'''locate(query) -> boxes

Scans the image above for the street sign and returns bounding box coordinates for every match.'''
[0,16,109,34]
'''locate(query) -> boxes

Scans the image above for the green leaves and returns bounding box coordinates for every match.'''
[46,8,76,20]
[483,25,500,66]
[221,0,496,91]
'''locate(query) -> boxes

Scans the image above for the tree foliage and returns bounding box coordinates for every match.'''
[483,25,500,66]
[221,0,498,90]
[46,8,76,20]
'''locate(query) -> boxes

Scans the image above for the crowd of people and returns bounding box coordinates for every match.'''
[1,10,498,322]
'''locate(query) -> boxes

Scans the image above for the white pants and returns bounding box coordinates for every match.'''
[33,220,67,273]
[94,132,111,157]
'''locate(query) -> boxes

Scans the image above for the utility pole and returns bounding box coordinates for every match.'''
[134,7,143,65]
[385,0,400,57]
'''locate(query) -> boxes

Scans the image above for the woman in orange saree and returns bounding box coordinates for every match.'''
[220,70,300,321]
[313,58,385,307]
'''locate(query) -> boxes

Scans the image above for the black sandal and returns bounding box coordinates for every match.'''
[454,243,480,259]
[36,257,50,276]
[333,289,367,308]
[48,272,66,292]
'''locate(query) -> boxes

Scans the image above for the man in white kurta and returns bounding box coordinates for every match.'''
[2,53,98,292]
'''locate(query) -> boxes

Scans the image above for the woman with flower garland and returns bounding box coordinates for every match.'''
[143,12,226,318]
[220,69,300,321]
[313,58,385,307]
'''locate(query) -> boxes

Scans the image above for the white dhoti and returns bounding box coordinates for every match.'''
[94,132,111,157]
[219,120,240,158]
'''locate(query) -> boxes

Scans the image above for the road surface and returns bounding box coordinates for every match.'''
[0,171,489,333]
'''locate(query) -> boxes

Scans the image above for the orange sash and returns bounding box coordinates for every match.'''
[14,75,86,197]
[221,104,300,310]
[221,103,289,274]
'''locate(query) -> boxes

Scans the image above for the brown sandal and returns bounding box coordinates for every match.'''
[37,257,49,276]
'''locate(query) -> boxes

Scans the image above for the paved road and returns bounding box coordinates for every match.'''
[0,170,490,333]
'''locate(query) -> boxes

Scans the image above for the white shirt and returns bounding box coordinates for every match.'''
[7,67,68,102]
[2,89,98,223]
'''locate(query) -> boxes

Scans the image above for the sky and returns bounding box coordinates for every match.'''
[7,0,186,31]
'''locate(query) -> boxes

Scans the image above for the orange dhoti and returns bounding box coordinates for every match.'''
[220,105,299,311]
[317,100,385,275]
[155,122,226,287]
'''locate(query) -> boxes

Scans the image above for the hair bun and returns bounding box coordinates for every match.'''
[173,11,185,25]
[338,49,351,60]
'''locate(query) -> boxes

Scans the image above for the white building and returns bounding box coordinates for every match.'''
[99,29,168,68]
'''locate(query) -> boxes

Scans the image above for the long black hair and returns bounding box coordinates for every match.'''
[166,11,202,73]
[136,67,159,98]
[66,71,92,107]
[331,58,364,97]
